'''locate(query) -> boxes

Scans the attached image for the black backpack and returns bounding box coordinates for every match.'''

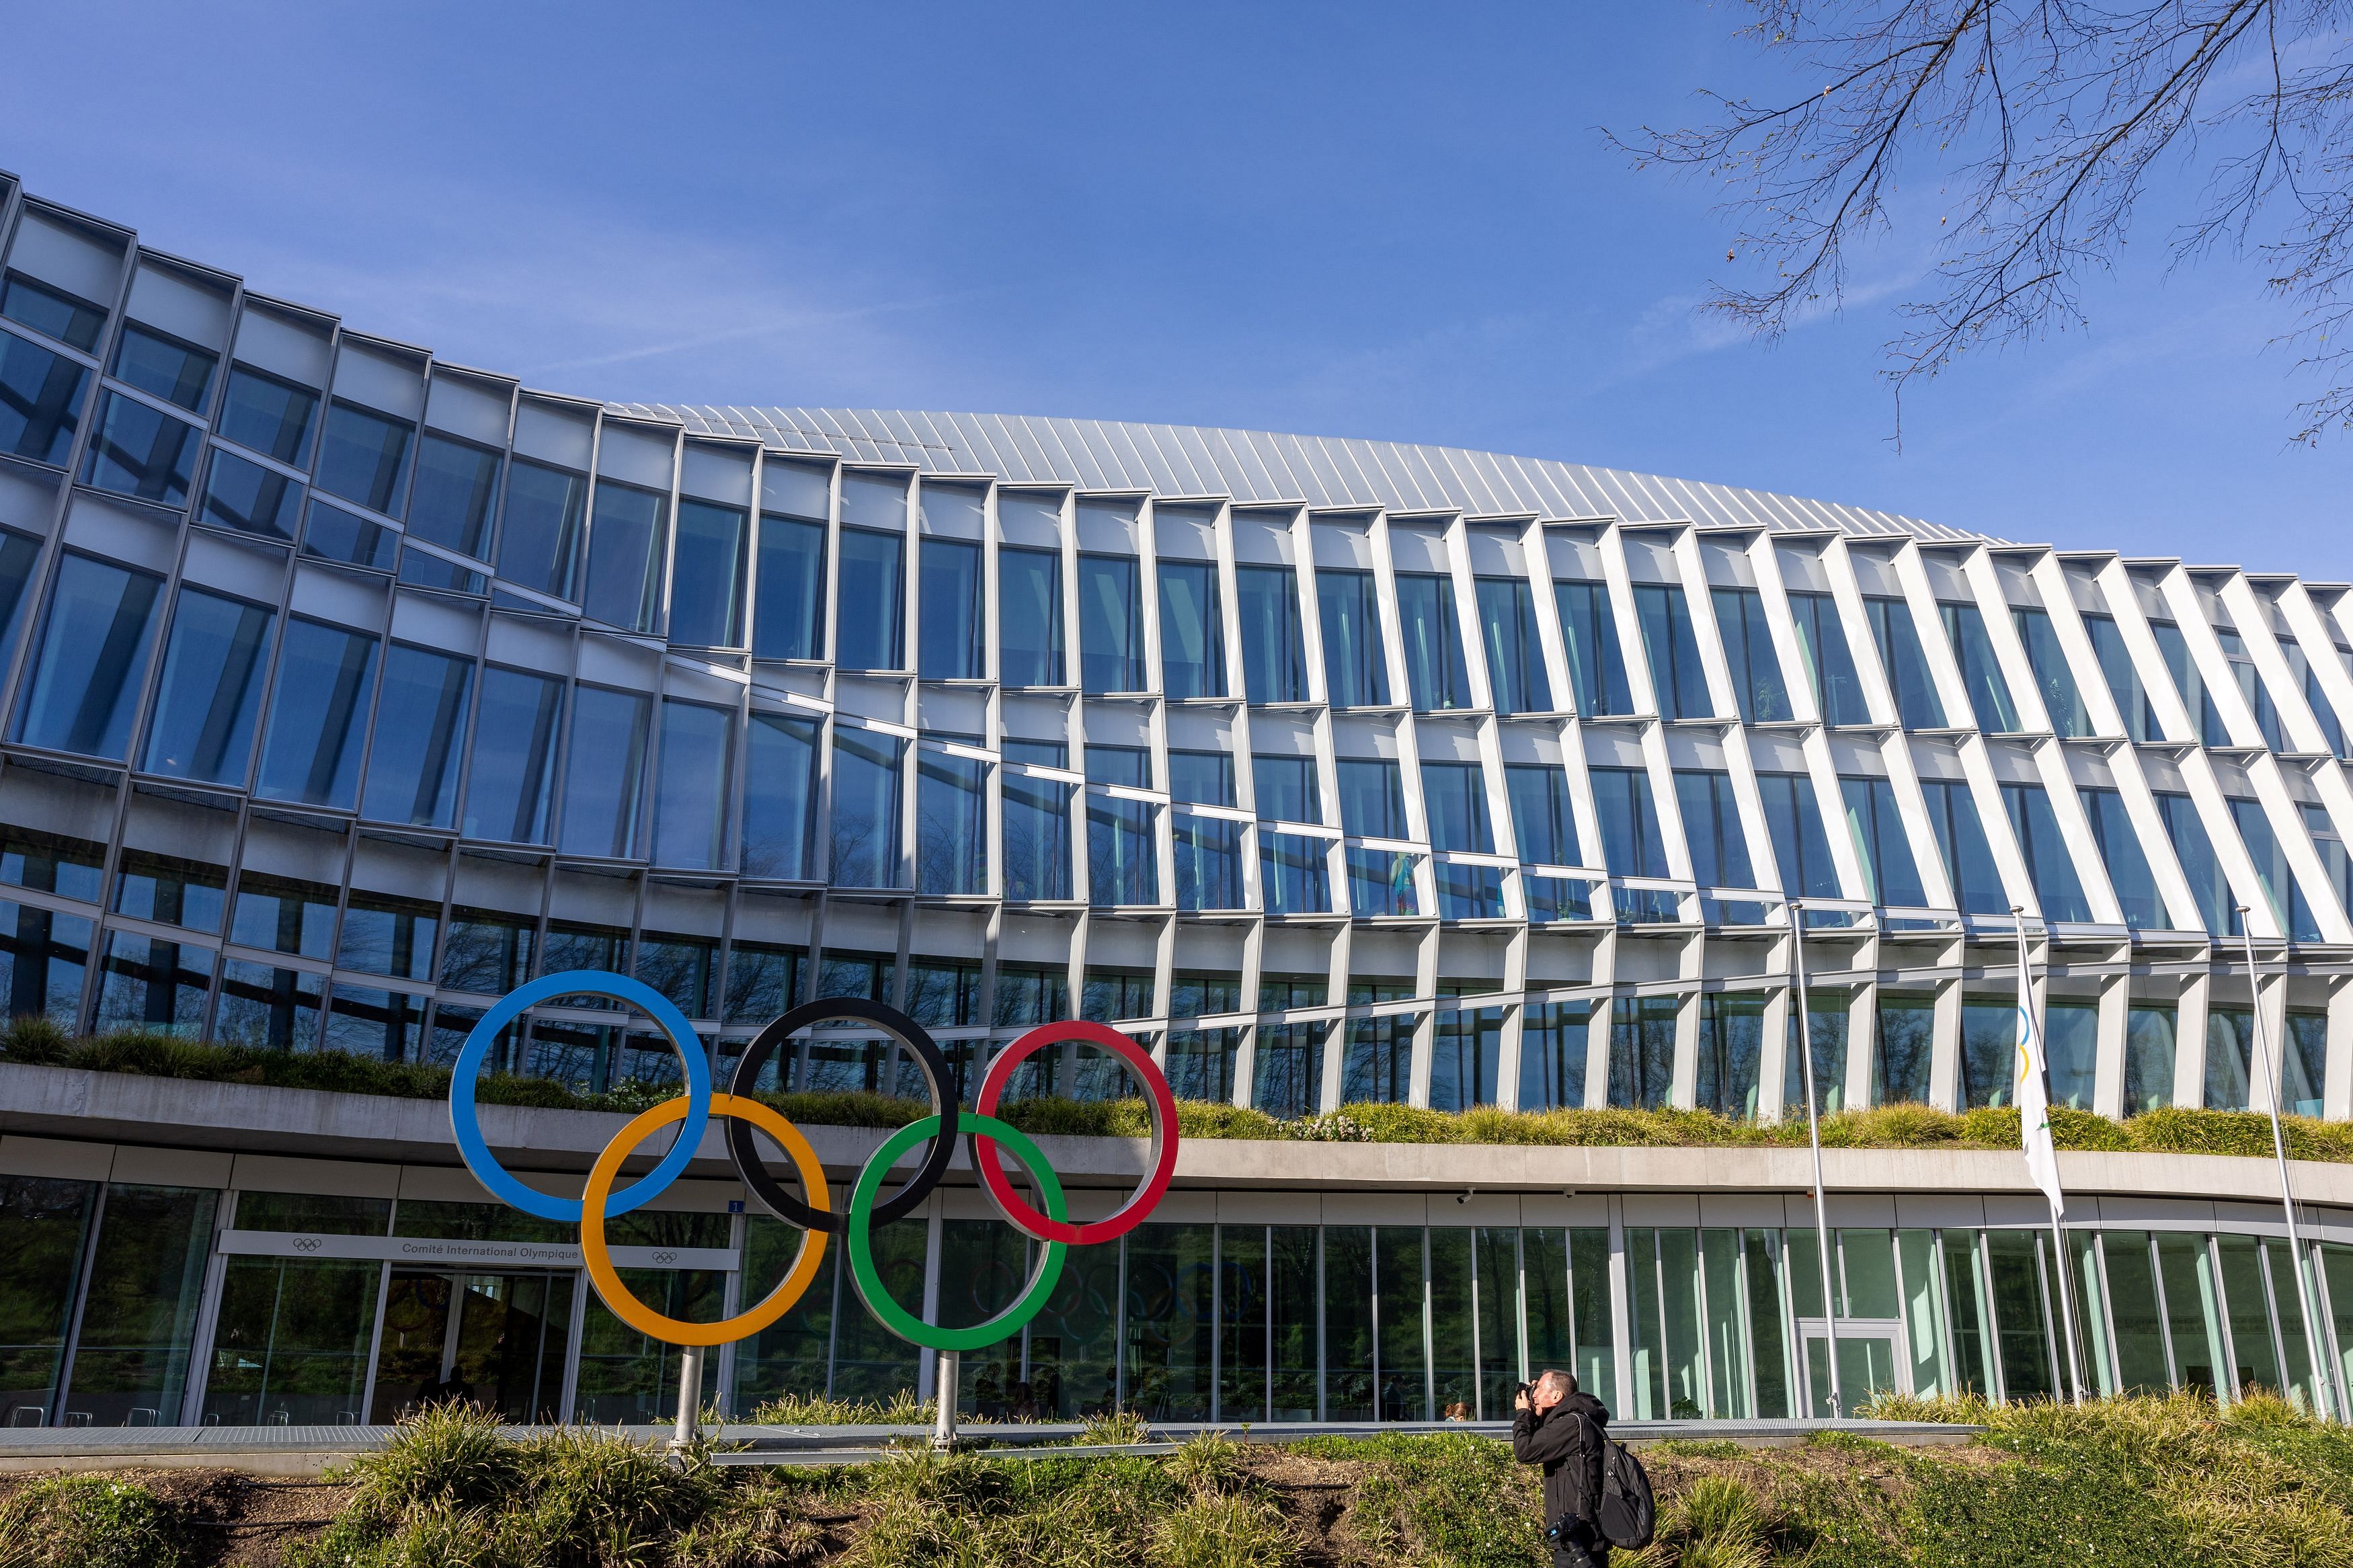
[1581,1414,1656,1550]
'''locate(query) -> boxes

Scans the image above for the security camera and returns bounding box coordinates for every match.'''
[1456,1188,1474,1205]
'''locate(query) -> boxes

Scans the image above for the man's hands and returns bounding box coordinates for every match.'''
[1513,1389,1531,1412]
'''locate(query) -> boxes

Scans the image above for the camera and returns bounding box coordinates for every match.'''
[1510,1379,1535,1408]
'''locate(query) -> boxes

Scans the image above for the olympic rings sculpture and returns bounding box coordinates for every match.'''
[447,971,1181,1352]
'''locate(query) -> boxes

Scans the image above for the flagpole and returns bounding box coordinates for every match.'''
[1788,899,1843,1419]
[2014,908,2084,1405]
[2237,907,2335,1421]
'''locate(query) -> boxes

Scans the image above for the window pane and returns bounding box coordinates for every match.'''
[397,545,486,596]
[1925,779,2009,913]
[2231,796,2323,940]
[917,536,982,679]
[112,323,214,412]
[652,700,733,870]
[1696,993,1764,1118]
[302,501,395,571]
[218,364,317,466]
[0,329,88,464]
[1436,861,1505,918]
[315,401,413,516]
[1591,766,1671,877]
[831,728,904,888]
[1609,995,1679,1108]
[557,685,650,857]
[1345,846,1418,915]
[1086,797,1157,905]
[752,513,826,661]
[742,712,820,878]
[2012,608,2089,736]
[1790,591,1868,724]
[1942,602,2020,732]
[142,587,274,784]
[1253,755,1320,825]
[407,434,502,559]
[338,895,438,983]
[82,390,200,505]
[1874,993,1935,1105]
[1759,772,1841,899]
[93,931,214,1036]
[1235,563,1308,703]
[113,850,227,934]
[1004,775,1073,900]
[582,481,667,633]
[15,554,163,759]
[1839,776,1925,905]
[361,644,473,827]
[1338,758,1407,839]
[251,618,378,807]
[2046,1000,2099,1109]
[1168,749,1235,808]
[1712,587,1790,723]
[2001,783,2093,922]
[1421,761,1492,854]
[1396,572,1470,710]
[2124,1005,2177,1114]
[1634,584,1712,718]
[1676,770,1755,889]
[1084,744,1149,788]
[835,527,905,670]
[1866,597,1948,728]
[2082,787,2165,928]
[199,447,303,539]
[916,751,986,894]
[1507,764,1578,865]
[1079,554,1145,693]
[1320,569,1389,707]
[1555,579,1633,716]
[463,667,561,843]
[1158,560,1225,698]
[1,272,104,349]
[1476,577,1552,714]
[998,545,1062,686]
[1259,833,1330,915]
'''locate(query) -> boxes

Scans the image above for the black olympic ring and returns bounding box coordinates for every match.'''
[726,997,959,1233]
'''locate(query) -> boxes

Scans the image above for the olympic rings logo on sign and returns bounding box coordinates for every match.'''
[447,972,1181,1353]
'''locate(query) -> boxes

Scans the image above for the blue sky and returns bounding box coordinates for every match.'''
[5,1,2346,575]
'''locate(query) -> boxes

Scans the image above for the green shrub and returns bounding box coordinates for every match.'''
[0,1475,186,1568]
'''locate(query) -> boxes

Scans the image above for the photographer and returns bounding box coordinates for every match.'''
[1511,1368,1612,1567]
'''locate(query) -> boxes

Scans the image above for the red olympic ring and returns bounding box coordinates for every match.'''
[971,1020,1179,1246]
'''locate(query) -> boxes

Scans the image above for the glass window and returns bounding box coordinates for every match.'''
[0,271,104,349]
[834,526,906,670]
[1874,992,1935,1105]
[651,699,733,870]
[113,850,227,933]
[218,364,317,466]
[1421,761,1492,854]
[1477,576,1552,714]
[1319,569,1389,707]
[998,545,1062,686]
[1260,833,1330,915]
[1507,763,1578,865]
[1865,595,1948,728]
[1591,766,1671,877]
[1609,994,1679,1109]
[252,618,378,808]
[93,930,214,1036]
[2231,796,2324,940]
[2288,641,2353,759]
[1940,601,2020,732]
[1004,774,1072,901]
[581,481,667,633]
[2013,608,2090,737]
[141,587,273,784]
[556,684,650,857]
[741,712,819,878]
[1075,552,1145,693]
[229,874,337,960]
[439,909,534,997]
[1234,563,1308,702]
[198,446,303,539]
[301,501,395,570]
[1999,782,2093,921]
[2307,801,2353,923]
[1338,758,1407,838]
[1174,813,1242,910]
[0,531,39,673]
[915,749,986,895]
[1158,560,1225,698]
[63,1181,221,1427]
[1675,770,1755,889]
[397,545,486,596]
[2206,1008,2254,1111]
[2124,1004,2177,1114]
[0,328,88,465]
[1757,772,1839,899]
[0,827,104,905]
[1696,993,1764,1119]
[1634,583,1712,718]
[1086,797,1157,905]
[1253,754,1320,824]
[830,727,904,888]
[2286,1011,2327,1117]
[2083,614,2158,741]
[2082,787,2167,928]
[1555,579,1633,716]
[404,433,501,559]
[2045,999,2099,1109]
[360,643,472,827]
[81,390,199,505]
[916,535,982,678]
[1168,748,1235,808]
[1002,737,1066,770]
[1923,778,2009,913]
[1084,744,1149,788]
[315,401,413,516]
[1437,861,1505,918]
[752,513,824,659]
[462,666,562,843]
[2157,792,2237,934]
[1787,590,1868,725]
[1712,587,1790,723]
[337,894,438,982]
[1345,845,1417,915]
[112,323,214,413]
[0,897,91,1020]
[2215,626,2284,751]
[1839,776,1925,905]
[14,554,163,759]
[1395,572,1470,710]
[2151,620,2229,746]
[1784,989,1851,1115]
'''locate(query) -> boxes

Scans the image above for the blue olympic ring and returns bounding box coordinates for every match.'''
[449,971,711,1222]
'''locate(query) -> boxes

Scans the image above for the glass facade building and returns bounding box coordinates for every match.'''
[6,173,2353,1426]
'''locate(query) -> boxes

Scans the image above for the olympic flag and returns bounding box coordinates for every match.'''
[2014,984,2065,1219]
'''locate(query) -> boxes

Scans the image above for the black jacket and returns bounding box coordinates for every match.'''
[1512,1391,1610,1528]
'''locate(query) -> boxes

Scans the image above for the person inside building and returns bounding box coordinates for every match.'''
[1512,1368,1611,1567]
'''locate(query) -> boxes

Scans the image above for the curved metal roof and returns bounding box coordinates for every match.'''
[616,404,2000,544]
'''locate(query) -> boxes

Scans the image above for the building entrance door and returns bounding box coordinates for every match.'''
[1796,1318,1911,1416]
[368,1270,574,1423]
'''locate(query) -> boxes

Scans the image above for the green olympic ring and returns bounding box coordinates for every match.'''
[846,1111,1069,1352]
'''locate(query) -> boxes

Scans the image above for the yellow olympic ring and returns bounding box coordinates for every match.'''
[580,1092,830,1347]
